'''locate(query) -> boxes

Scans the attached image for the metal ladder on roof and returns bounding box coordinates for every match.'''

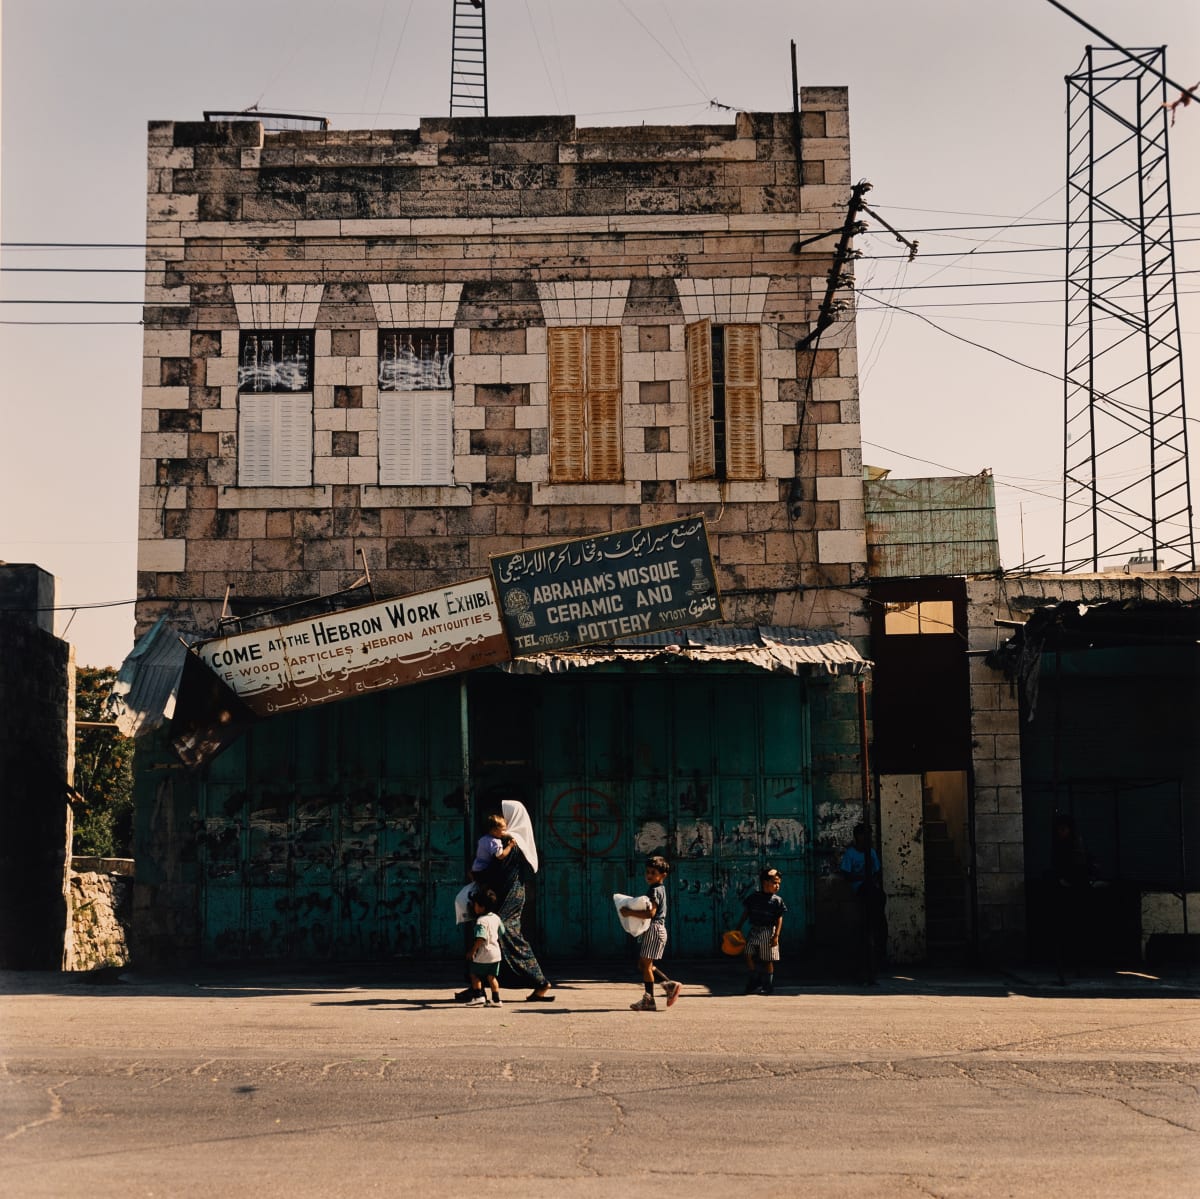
[450,0,488,117]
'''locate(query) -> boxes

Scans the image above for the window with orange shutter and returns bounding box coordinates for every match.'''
[685,322,762,481]
[548,326,623,483]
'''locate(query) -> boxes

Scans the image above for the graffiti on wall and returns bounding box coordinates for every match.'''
[547,787,623,856]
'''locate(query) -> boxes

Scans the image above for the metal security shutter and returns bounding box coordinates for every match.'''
[685,319,715,479]
[549,327,587,482]
[238,394,313,486]
[379,391,453,485]
[585,325,623,482]
[724,324,763,481]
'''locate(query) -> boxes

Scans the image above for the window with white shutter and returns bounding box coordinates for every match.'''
[378,329,455,485]
[238,394,314,486]
[548,326,623,483]
[237,330,315,486]
[685,321,762,481]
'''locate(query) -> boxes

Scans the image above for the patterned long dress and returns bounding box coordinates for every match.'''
[487,848,549,989]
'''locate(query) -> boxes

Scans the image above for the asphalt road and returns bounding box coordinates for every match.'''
[2,967,1197,1198]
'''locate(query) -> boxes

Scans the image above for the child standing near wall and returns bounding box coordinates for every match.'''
[739,867,787,994]
[466,888,505,1007]
[620,856,681,1011]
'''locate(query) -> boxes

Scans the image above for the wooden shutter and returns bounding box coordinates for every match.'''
[239,394,312,486]
[585,325,623,482]
[724,324,762,481]
[686,320,715,479]
[548,327,586,482]
[380,391,453,485]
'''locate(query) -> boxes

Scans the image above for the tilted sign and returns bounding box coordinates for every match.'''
[197,578,509,716]
[490,516,722,655]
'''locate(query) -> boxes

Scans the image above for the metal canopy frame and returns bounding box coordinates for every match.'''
[1062,46,1195,571]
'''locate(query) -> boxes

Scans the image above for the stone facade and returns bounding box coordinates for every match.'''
[136,102,867,650]
[132,102,877,965]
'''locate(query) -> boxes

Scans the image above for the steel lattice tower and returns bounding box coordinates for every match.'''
[450,0,488,117]
[1062,46,1194,571]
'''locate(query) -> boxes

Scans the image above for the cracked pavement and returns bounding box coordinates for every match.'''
[1,969,1197,1197]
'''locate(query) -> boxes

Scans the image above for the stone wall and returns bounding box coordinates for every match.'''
[965,571,1200,961]
[66,870,131,971]
[0,620,74,969]
[136,100,868,652]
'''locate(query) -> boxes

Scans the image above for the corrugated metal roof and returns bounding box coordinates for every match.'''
[106,617,193,737]
[500,625,870,676]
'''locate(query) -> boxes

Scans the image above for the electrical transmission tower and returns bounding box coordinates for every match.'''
[450,0,488,117]
[1062,46,1195,571]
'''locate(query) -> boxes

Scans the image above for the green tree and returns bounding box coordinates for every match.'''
[72,667,134,858]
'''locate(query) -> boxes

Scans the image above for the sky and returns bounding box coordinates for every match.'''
[2,0,1199,667]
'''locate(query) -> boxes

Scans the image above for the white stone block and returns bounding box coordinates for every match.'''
[816,476,864,501]
[201,409,238,433]
[345,410,377,432]
[314,431,332,457]
[624,452,656,480]
[314,409,348,431]
[818,529,867,564]
[456,406,486,430]
[454,355,502,385]
[725,481,778,503]
[500,354,546,385]
[655,452,689,480]
[143,431,189,458]
[516,404,548,430]
[622,352,656,382]
[346,357,375,386]
[315,357,347,386]
[761,348,796,379]
[142,386,189,411]
[205,356,237,387]
[653,350,686,379]
[142,330,191,357]
[314,457,350,485]
[817,422,861,451]
[516,455,548,483]
[138,539,185,572]
[677,480,722,505]
[764,451,794,478]
[454,454,487,483]
[347,457,378,486]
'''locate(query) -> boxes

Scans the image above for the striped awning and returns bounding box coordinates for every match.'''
[500,625,870,677]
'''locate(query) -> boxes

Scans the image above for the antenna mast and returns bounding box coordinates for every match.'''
[450,0,488,117]
[1062,46,1194,571]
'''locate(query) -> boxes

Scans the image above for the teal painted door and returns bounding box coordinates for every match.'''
[198,680,464,961]
[474,672,812,961]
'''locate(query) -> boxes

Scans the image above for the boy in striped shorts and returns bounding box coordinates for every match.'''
[740,867,787,994]
[620,856,682,1011]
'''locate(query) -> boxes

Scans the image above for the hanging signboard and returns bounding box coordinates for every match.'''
[195,578,509,716]
[490,515,722,656]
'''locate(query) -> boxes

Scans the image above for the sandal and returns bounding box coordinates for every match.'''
[525,988,555,1002]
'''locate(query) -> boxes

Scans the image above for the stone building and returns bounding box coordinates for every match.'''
[133,100,876,966]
